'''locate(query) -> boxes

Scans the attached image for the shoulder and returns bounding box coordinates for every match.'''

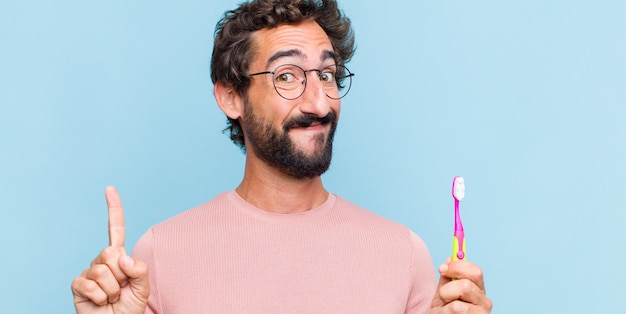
[333,195,407,228]
[152,191,231,230]
[333,194,432,251]
[333,195,429,245]
[332,195,435,277]
[131,192,234,257]
[132,192,233,252]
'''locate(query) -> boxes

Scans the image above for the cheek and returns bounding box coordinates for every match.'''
[247,97,293,128]
[331,101,341,117]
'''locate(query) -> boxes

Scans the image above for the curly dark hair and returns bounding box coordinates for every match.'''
[210,0,355,149]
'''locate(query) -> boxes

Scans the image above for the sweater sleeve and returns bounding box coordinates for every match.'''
[131,228,162,314]
[405,231,437,314]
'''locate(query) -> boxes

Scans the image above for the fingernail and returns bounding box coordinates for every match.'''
[120,255,134,268]
[439,263,448,274]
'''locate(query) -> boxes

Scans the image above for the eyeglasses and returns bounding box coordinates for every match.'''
[248,64,354,100]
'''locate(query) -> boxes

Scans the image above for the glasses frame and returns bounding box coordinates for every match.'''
[248,64,354,100]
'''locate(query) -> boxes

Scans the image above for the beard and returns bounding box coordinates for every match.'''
[242,101,338,179]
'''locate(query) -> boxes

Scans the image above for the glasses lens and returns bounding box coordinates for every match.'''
[272,65,306,100]
[271,64,353,100]
[326,65,353,100]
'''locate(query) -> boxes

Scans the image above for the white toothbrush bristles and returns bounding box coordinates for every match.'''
[453,177,465,201]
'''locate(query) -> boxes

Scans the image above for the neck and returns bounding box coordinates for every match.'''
[235,154,329,214]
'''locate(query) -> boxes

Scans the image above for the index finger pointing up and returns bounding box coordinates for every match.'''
[105,186,125,248]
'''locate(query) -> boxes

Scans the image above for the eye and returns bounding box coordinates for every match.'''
[275,72,295,83]
[273,65,304,85]
[319,69,335,83]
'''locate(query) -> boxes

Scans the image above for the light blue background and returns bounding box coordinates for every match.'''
[1,0,624,313]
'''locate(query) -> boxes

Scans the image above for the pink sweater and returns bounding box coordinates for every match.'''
[132,191,436,313]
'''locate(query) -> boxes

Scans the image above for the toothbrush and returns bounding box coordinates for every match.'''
[452,176,466,261]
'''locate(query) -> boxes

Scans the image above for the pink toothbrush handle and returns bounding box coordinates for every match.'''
[452,230,465,261]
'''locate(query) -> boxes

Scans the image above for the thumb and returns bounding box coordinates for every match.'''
[437,259,453,282]
[431,259,452,308]
[119,255,150,302]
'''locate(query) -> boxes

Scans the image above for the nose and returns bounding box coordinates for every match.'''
[298,72,336,117]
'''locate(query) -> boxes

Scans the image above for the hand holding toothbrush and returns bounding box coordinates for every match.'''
[429,177,492,313]
[430,259,492,313]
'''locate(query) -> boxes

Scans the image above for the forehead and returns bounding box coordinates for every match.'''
[250,20,336,69]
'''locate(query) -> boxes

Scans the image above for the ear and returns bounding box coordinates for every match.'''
[214,81,244,120]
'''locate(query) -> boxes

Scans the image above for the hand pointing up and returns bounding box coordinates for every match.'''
[71,186,150,314]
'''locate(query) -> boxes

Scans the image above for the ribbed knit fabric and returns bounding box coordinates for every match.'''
[132,191,436,314]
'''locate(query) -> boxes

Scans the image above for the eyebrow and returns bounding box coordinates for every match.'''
[265,49,339,69]
[321,50,339,63]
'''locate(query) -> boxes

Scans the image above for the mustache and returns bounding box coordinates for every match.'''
[283,111,337,130]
